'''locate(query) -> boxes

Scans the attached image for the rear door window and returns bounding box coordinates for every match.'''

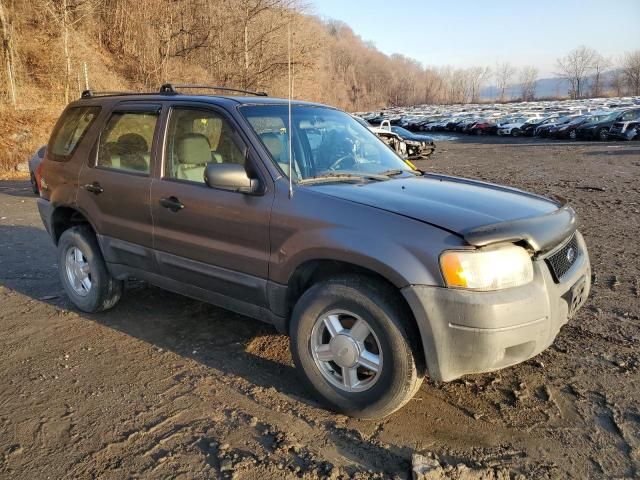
[49,106,100,161]
[97,111,159,175]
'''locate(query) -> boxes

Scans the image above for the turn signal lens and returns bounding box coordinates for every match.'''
[440,245,533,291]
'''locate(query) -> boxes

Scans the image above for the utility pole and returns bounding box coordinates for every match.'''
[83,61,89,90]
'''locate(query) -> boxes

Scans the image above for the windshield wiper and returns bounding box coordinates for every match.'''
[377,168,421,177]
[298,172,389,185]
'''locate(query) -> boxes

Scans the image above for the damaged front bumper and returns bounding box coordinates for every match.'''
[402,231,591,382]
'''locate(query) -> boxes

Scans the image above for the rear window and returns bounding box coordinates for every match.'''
[49,106,101,161]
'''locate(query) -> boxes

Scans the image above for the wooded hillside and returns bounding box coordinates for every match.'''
[0,1,638,171]
[0,0,455,112]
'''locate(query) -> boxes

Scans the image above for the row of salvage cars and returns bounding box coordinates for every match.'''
[356,96,640,142]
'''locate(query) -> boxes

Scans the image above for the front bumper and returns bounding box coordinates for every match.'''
[402,231,591,382]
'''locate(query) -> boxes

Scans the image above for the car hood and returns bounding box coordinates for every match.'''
[309,174,574,252]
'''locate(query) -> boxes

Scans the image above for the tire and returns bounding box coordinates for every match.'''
[598,128,608,142]
[289,275,424,419]
[57,226,123,313]
[30,173,39,195]
[511,128,521,137]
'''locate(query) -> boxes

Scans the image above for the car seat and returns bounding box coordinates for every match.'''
[117,133,149,172]
[176,133,216,182]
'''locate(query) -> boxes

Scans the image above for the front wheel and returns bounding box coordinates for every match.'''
[598,128,609,141]
[511,128,521,137]
[569,130,577,140]
[58,226,123,313]
[289,275,424,419]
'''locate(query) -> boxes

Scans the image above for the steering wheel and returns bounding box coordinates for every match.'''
[327,153,356,171]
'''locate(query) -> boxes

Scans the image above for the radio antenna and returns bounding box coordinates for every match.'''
[287,20,294,199]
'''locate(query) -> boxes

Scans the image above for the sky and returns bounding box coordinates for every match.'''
[309,0,640,78]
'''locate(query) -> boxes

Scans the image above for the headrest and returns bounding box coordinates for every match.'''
[117,133,148,154]
[177,133,211,165]
[260,132,282,162]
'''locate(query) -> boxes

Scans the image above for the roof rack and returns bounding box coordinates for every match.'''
[159,83,268,97]
[81,90,144,99]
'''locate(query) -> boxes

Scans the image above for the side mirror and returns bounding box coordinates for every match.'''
[204,163,262,195]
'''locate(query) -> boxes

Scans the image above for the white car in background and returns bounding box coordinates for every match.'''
[497,117,541,137]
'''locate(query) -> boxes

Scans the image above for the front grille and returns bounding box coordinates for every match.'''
[546,235,579,283]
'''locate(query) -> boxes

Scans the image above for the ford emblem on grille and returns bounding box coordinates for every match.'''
[566,247,576,263]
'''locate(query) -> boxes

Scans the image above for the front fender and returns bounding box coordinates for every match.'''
[268,184,461,288]
[273,226,437,288]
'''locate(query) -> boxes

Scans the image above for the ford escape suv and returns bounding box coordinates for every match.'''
[36,85,591,418]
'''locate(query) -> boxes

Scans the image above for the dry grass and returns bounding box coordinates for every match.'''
[0,107,61,173]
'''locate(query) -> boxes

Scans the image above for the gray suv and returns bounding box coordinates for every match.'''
[36,85,591,418]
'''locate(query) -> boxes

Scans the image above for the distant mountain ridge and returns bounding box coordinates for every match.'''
[481,70,620,100]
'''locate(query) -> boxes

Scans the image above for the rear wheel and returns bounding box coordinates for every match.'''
[58,226,123,313]
[511,128,521,137]
[569,130,577,140]
[289,275,424,419]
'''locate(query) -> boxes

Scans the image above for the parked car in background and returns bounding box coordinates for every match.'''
[521,115,561,136]
[28,145,47,194]
[390,126,436,158]
[549,113,610,140]
[607,108,640,140]
[497,117,540,137]
[575,110,629,141]
[468,119,498,135]
[536,115,577,138]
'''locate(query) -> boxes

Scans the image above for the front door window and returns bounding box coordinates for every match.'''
[164,108,245,183]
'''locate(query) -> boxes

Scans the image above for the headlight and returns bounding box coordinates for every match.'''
[440,244,533,291]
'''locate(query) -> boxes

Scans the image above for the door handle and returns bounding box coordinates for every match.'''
[159,196,184,212]
[84,182,103,194]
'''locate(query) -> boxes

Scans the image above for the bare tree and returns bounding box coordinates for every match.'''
[0,0,17,107]
[519,66,538,101]
[609,67,626,97]
[42,0,103,103]
[468,66,491,103]
[622,50,640,96]
[590,53,611,97]
[555,46,597,99]
[495,62,516,102]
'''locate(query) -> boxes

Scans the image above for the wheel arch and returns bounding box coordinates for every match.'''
[50,205,96,245]
[275,258,426,372]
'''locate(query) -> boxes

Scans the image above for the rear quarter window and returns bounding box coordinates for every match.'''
[49,106,101,161]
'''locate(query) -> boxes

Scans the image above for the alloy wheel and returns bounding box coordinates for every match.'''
[65,246,92,296]
[310,310,383,393]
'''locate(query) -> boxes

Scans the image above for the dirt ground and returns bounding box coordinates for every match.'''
[0,138,639,479]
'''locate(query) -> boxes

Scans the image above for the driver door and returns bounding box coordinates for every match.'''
[151,105,273,306]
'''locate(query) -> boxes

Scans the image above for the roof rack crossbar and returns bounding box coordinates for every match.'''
[160,83,268,97]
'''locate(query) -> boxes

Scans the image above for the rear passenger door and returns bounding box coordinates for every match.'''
[77,103,161,271]
[150,105,272,305]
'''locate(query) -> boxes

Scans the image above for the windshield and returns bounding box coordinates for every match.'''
[240,105,412,181]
